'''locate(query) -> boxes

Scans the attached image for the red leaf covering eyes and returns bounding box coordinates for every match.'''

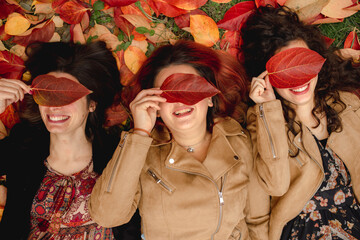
[31,74,92,106]
[266,47,326,89]
[160,73,220,105]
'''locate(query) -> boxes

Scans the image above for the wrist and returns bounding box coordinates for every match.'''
[133,128,151,137]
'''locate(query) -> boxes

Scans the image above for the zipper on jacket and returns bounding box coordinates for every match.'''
[259,104,277,159]
[106,133,128,192]
[166,166,227,240]
[288,149,303,167]
[147,169,173,193]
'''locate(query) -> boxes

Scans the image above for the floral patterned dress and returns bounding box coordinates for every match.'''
[28,160,114,240]
[281,138,360,240]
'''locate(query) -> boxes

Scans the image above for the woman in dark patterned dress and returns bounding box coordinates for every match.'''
[0,41,140,239]
[241,5,360,240]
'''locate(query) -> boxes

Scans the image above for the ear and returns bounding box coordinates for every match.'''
[207,97,213,107]
[89,101,97,112]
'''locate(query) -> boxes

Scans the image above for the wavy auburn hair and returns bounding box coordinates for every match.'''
[122,40,249,129]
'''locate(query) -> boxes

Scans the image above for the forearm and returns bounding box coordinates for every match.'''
[89,132,153,227]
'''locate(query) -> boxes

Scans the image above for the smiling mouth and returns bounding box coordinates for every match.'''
[173,108,193,117]
[291,83,309,93]
[48,115,70,122]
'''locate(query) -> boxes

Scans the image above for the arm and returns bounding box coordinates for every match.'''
[247,72,290,196]
[89,131,152,227]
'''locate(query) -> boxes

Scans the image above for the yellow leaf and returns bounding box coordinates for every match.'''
[124,46,147,74]
[211,0,231,3]
[190,15,219,47]
[4,13,31,36]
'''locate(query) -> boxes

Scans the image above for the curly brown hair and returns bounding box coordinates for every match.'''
[241,5,360,155]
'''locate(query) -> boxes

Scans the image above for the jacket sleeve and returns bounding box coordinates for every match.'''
[89,131,153,227]
[247,100,290,196]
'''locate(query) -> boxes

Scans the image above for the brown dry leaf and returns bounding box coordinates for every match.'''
[9,44,25,59]
[4,12,31,36]
[321,0,357,18]
[124,45,147,74]
[190,15,219,47]
[291,0,330,21]
[72,23,86,44]
[0,41,5,51]
[310,14,342,24]
[53,16,64,28]
[145,23,176,43]
[33,1,54,15]
[24,13,46,25]
[98,33,122,51]
[49,32,61,42]
[86,23,112,38]
[131,40,148,53]
[120,14,151,29]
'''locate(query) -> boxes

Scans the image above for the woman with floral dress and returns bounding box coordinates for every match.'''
[0,41,140,239]
[241,5,360,240]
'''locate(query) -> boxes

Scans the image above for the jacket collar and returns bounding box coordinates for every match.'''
[152,117,246,180]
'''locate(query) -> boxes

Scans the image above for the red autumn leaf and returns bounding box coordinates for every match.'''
[147,0,188,17]
[174,9,207,29]
[266,47,326,89]
[165,0,207,10]
[0,25,11,41]
[31,74,92,107]
[114,7,134,36]
[217,1,256,32]
[57,0,89,24]
[13,19,55,46]
[255,0,277,8]
[0,0,22,19]
[102,0,137,7]
[321,35,335,48]
[104,100,129,127]
[121,0,152,20]
[0,51,25,79]
[308,14,343,25]
[160,73,220,105]
[344,28,360,50]
[0,104,20,130]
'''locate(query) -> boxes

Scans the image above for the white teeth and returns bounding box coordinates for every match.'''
[49,115,69,121]
[174,108,191,115]
[292,85,308,92]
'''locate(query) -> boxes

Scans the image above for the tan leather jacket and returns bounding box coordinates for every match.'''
[90,117,269,240]
[247,92,360,240]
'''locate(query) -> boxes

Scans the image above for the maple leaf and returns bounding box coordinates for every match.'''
[160,73,220,105]
[266,48,326,89]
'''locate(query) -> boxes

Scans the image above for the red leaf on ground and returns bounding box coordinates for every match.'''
[321,35,335,48]
[255,0,278,8]
[266,47,326,89]
[344,28,360,50]
[217,1,256,31]
[174,9,207,28]
[0,25,11,41]
[147,0,188,17]
[57,0,88,24]
[104,100,129,127]
[0,104,20,130]
[0,0,22,19]
[13,19,55,46]
[165,0,207,10]
[102,0,137,7]
[0,51,25,80]
[31,74,92,106]
[160,73,220,105]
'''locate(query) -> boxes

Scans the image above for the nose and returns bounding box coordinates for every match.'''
[48,106,63,111]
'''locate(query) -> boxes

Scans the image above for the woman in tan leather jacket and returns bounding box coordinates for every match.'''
[89,40,270,240]
[241,6,360,240]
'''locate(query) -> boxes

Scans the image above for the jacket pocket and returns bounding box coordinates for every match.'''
[146,168,175,194]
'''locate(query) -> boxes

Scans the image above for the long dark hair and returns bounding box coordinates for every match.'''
[122,40,249,129]
[21,41,121,173]
[241,5,360,154]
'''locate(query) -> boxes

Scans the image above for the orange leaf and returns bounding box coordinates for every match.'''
[0,104,20,130]
[165,0,208,10]
[308,14,342,24]
[124,46,147,74]
[71,23,86,44]
[13,19,55,46]
[4,12,31,36]
[174,9,207,29]
[121,0,152,21]
[145,23,176,43]
[0,25,11,41]
[102,0,137,7]
[190,15,219,47]
[147,0,188,17]
[321,0,357,19]
[57,0,89,24]
[344,28,360,50]
[114,8,135,36]
[31,74,92,107]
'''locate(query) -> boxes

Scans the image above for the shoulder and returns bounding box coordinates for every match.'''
[338,91,360,110]
[213,117,247,136]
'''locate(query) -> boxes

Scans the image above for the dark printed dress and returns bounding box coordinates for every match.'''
[28,160,114,240]
[281,138,360,240]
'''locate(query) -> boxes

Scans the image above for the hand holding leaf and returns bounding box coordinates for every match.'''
[266,47,326,89]
[31,74,92,107]
[160,73,220,105]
